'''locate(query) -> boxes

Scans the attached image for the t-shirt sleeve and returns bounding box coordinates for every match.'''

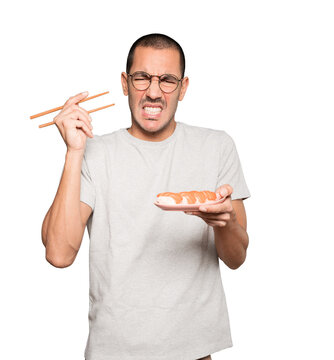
[80,154,96,211]
[217,134,251,201]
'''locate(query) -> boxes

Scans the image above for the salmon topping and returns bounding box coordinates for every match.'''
[157,190,218,204]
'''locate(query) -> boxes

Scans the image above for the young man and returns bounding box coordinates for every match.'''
[42,33,251,360]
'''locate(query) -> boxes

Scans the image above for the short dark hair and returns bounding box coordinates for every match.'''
[126,33,186,78]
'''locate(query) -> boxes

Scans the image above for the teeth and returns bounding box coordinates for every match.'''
[144,107,162,115]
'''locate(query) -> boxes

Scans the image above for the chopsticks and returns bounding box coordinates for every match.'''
[30,91,115,128]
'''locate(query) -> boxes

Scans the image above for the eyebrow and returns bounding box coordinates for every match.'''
[134,71,180,78]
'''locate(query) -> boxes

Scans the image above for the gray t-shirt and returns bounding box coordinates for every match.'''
[80,121,250,360]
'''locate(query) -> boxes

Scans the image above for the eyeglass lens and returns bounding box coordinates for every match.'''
[131,72,179,93]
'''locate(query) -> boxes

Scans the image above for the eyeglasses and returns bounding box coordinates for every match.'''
[127,71,183,93]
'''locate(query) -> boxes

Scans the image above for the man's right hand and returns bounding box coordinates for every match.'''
[53,91,94,152]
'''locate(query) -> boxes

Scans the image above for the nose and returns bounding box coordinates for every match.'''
[146,76,162,99]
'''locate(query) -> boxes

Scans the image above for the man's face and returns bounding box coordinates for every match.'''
[121,46,189,136]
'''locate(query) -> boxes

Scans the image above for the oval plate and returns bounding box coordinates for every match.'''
[154,196,227,211]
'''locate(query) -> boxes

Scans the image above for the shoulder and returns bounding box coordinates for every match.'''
[84,129,121,157]
[180,121,234,147]
[99,129,121,142]
[83,134,101,159]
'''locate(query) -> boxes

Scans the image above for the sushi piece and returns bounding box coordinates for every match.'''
[156,190,219,205]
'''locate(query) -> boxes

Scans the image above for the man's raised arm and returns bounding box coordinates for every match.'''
[41,91,94,268]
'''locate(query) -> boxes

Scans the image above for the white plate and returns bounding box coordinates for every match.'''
[154,196,226,211]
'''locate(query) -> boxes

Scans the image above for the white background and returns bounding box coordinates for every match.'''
[1,0,333,359]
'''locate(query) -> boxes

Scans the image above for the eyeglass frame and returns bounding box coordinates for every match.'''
[126,71,184,93]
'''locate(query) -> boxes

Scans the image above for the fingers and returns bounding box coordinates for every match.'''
[198,204,233,214]
[185,211,230,221]
[64,91,89,107]
[184,211,228,227]
[73,120,94,138]
[54,106,92,133]
[57,103,92,130]
[206,220,227,228]
[184,211,227,227]
[55,91,92,126]
[71,105,93,131]
[216,184,233,198]
[51,91,94,150]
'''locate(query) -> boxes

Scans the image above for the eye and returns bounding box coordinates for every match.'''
[133,72,150,81]
[160,75,178,84]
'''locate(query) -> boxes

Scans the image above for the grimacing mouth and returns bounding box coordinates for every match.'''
[142,103,164,110]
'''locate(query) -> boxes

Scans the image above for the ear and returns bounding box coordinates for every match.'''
[178,76,189,101]
[121,72,129,96]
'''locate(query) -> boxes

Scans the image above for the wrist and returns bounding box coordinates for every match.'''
[66,148,84,157]
[65,149,84,162]
[225,208,239,231]
[227,209,239,230]
[213,209,239,235]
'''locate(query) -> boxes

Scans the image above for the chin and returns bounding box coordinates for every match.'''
[131,110,173,134]
[142,121,163,133]
[141,118,165,130]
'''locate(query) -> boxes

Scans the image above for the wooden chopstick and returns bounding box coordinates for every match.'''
[30,91,110,119]
[38,103,115,128]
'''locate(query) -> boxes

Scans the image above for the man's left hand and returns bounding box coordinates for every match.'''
[184,185,234,228]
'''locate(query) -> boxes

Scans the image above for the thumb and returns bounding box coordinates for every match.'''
[216,184,233,198]
[66,91,89,106]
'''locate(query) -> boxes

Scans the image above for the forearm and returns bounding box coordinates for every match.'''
[41,205,52,247]
[44,150,85,267]
[213,209,249,269]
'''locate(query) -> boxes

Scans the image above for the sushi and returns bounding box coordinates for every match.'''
[156,190,219,205]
